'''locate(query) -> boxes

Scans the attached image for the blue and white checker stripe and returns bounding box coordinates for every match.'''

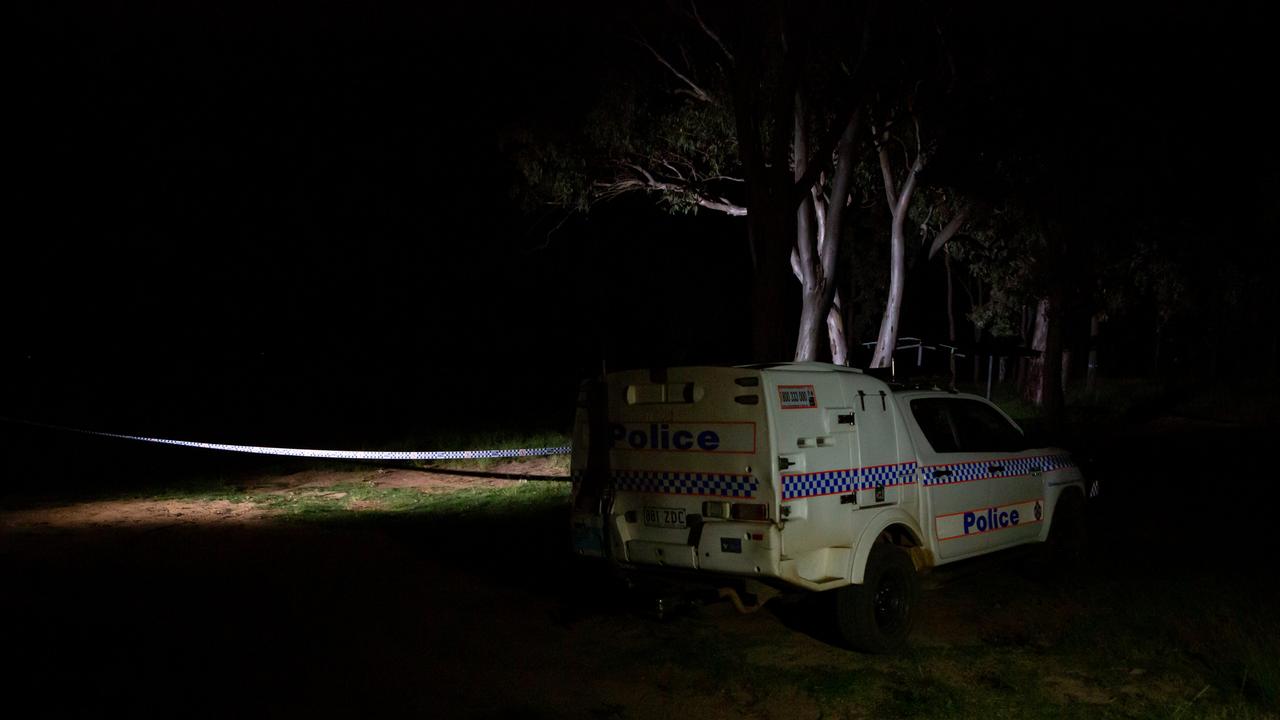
[2,417,570,461]
[613,469,758,498]
[781,461,919,500]
[923,453,1075,486]
[781,467,858,500]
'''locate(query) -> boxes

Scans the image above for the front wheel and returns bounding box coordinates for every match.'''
[834,544,920,654]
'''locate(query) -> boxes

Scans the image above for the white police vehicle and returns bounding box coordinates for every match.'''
[570,362,1093,653]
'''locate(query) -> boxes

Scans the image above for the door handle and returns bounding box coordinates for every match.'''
[1029,465,1043,476]
[988,465,1005,474]
[933,469,952,479]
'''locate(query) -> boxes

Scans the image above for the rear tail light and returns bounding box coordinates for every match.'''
[730,503,769,521]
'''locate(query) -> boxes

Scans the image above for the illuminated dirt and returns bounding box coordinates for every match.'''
[0,458,563,531]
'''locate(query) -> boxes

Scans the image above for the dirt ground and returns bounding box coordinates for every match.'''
[2,425,1277,718]
[0,459,560,531]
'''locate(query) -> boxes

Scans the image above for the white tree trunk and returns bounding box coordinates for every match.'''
[793,107,859,362]
[827,290,849,365]
[870,146,921,369]
[870,220,907,368]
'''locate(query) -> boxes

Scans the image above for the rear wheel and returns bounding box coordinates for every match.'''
[835,544,919,654]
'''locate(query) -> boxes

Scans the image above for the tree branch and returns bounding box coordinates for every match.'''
[820,111,860,287]
[689,1,734,64]
[636,37,713,104]
[792,107,860,207]
[789,5,872,207]
[595,163,747,216]
[812,183,828,256]
[878,138,898,211]
[927,204,971,260]
[794,89,817,290]
[894,155,923,219]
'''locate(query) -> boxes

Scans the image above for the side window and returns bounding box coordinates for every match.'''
[910,398,1025,454]
[951,400,1026,452]
[909,399,961,453]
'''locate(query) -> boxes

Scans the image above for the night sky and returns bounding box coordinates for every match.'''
[6,1,1276,441]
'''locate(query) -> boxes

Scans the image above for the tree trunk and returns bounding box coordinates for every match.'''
[870,145,921,368]
[748,185,795,362]
[1022,298,1050,405]
[827,291,849,365]
[733,15,798,363]
[793,107,859,362]
[870,218,906,368]
[1022,286,1066,430]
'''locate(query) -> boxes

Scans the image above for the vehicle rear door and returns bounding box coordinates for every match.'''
[772,373,858,556]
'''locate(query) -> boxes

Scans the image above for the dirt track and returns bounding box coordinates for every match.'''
[0,460,555,531]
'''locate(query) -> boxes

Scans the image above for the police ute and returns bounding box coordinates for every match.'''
[569,362,1093,653]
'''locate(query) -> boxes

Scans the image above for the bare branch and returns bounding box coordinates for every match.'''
[927,204,971,260]
[636,36,713,104]
[596,163,747,216]
[913,113,923,161]
[695,197,748,216]
[625,162,658,185]
[658,158,685,181]
[920,204,935,232]
[690,1,734,64]
[878,139,898,211]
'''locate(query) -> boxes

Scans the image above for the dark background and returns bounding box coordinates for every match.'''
[4,1,1275,448]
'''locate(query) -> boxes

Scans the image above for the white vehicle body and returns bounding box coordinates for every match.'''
[569,362,1088,593]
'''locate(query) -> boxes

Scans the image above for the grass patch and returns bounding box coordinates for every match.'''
[243,478,570,521]
[402,429,572,472]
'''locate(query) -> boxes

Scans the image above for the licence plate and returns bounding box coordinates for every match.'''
[643,506,687,529]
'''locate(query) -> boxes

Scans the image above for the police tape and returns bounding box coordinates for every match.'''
[1,417,571,461]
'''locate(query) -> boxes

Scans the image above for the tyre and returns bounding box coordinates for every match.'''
[835,544,920,654]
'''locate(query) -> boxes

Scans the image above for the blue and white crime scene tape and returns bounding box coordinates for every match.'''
[2,417,571,461]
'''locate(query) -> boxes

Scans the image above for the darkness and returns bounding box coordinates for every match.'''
[4,1,1276,438]
[5,2,754,444]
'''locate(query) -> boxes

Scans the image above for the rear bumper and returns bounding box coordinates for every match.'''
[616,517,784,579]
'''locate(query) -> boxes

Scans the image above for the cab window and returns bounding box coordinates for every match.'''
[910,398,1025,453]
[909,399,961,453]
